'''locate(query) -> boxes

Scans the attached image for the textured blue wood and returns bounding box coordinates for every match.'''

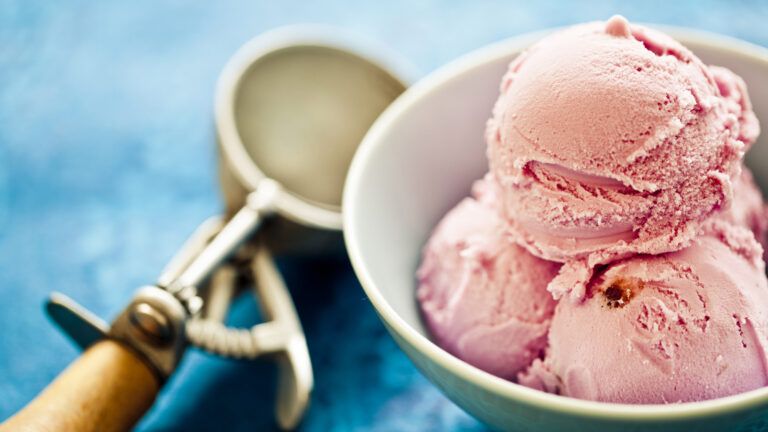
[1,1,768,430]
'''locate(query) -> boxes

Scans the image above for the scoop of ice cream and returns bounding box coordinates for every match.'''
[485,15,759,301]
[417,177,560,379]
[518,226,768,403]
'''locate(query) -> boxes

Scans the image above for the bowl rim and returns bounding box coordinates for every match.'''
[343,25,768,421]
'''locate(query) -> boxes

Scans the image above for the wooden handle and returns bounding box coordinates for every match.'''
[1,340,160,432]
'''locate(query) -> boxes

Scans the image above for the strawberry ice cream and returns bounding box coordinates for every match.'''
[416,15,768,404]
[518,227,768,403]
[485,15,760,301]
[417,178,559,379]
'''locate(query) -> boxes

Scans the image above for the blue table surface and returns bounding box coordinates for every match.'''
[3,1,768,430]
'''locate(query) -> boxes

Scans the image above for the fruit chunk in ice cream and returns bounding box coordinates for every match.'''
[518,226,768,403]
[485,15,760,301]
[417,178,560,379]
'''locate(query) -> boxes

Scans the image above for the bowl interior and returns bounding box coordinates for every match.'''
[344,28,768,418]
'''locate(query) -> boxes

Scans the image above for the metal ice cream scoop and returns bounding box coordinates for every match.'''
[1,26,407,431]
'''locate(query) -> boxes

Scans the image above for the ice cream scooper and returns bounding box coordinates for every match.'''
[1,26,407,431]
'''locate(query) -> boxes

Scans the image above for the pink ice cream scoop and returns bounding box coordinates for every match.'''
[486,16,760,301]
[518,224,768,403]
[417,177,560,379]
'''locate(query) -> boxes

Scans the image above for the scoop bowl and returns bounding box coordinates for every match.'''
[343,27,768,432]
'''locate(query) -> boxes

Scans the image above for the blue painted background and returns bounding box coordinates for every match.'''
[2,1,768,430]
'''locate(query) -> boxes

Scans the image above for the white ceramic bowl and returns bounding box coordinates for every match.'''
[343,27,768,432]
